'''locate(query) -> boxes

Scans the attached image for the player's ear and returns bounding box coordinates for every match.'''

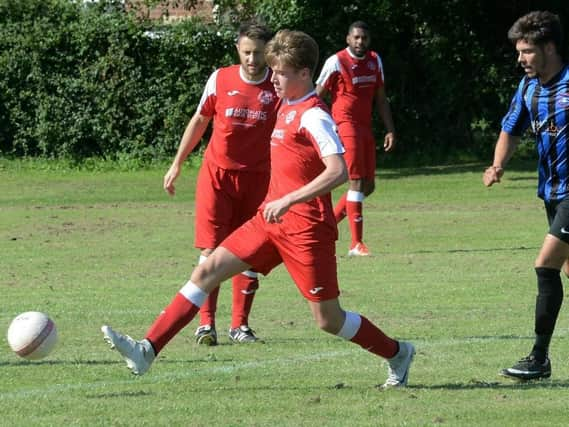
[544,41,556,56]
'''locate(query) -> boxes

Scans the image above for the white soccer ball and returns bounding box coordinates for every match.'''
[7,311,58,360]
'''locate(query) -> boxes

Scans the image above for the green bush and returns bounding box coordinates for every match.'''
[216,0,568,166]
[0,0,234,162]
[1,0,566,165]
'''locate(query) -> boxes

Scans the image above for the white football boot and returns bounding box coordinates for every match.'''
[382,341,415,389]
[101,325,155,375]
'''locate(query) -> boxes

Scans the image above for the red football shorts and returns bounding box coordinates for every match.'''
[220,211,340,302]
[337,122,376,180]
[194,159,269,249]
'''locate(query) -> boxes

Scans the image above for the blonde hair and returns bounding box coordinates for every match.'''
[265,30,319,78]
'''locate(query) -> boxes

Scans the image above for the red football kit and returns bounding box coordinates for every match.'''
[195,65,279,249]
[316,48,385,179]
[220,91,345,301]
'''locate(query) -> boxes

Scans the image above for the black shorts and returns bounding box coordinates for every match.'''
[545,197,569,244]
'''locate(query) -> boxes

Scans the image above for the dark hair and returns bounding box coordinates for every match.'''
[348,20,369,34]
[238,21,273,43]
[265,30,319,78]
[508,11,563,55]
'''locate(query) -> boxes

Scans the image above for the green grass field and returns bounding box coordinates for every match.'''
[2,161,569,426]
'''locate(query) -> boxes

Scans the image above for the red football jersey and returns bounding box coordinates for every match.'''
[198,64,279,171]
[316,48,384,128]
[264,91,345,227]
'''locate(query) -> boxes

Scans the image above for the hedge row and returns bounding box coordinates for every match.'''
[0,0,234,162]
[2,0,567,165]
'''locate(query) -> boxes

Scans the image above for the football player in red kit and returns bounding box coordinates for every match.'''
[102,29,414,389]
[316,21,396,256]
[163,22,279,345]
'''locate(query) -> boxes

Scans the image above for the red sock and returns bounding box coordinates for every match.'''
[346,200,363,247]
[198,286,220,327]
[350,316,398,359]
[231,273,259,328]
[145,293,200,354]
[334,193,347,223]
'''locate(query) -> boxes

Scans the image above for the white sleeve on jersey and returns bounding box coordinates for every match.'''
[197,69,219,113]
[315,55,340,87]
[376,54,385,82]
[299,107,345,157]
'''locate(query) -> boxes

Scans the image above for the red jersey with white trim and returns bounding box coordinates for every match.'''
[264,91,345,228]
[198,64,279,171]
[316,48,384,127]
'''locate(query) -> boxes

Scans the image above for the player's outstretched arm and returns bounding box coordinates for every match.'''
[483,131,520,187]
[164,113,211,196]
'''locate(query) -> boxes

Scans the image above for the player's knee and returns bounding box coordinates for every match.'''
[190,262,221,291]
[314,313,344,334]
[316,318,337,334]
[190,264,208,285]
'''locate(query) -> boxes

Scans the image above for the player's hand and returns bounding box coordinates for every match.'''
[384,132,395,152]
[263,196,292,223]
[483,166,504,187]
[163,164,181,196]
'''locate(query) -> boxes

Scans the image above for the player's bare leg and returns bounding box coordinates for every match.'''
[307,298,414,387]
[502,234,569,380]
[103,247,250,375]
[195,249,219,345]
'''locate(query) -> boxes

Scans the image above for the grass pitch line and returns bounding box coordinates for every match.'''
[4,331,568,400]
[0,348,358,400]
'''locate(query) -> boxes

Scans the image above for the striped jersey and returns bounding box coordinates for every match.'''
[502,65,569,201]
[198,64,279,172]
[316,48,384,129]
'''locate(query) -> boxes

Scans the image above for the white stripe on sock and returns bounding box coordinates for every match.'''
[241,270,258,278]
[179,280,208,307]
[336,311,362,340]
[346,190,364,202]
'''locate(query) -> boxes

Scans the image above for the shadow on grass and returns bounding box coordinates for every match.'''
[0,357,238,368]
[409,378,569,390]
[463,334,535,341]
[410,245,540,255]
[85,390,153,399]
[378,160,537,179]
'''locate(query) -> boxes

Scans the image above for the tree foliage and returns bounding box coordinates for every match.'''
[0,0,567,165]
[0,0,233,162]
[215,0,568,165]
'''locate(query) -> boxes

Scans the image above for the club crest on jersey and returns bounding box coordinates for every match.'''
[258,90,275,105]
[285,110,297,124]
[367,61,376,71]
[271,129,285,139]
[547,120,559,136]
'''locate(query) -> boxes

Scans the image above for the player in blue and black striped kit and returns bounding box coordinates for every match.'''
[484,10,569,380]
